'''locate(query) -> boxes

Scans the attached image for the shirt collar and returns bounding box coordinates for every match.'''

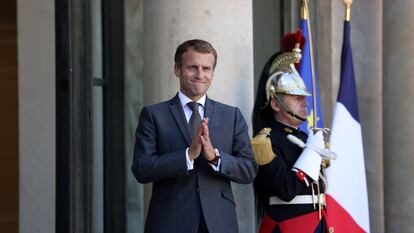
[178,91,206,108]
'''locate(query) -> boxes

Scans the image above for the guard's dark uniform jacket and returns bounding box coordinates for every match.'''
[255,120,326,233]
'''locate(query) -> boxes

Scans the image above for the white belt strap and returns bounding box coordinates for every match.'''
[269,194,326,206]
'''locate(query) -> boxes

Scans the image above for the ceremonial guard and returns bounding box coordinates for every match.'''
[252,32,336,233]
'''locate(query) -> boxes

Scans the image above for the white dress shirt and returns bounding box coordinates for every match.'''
[178,91,220,171]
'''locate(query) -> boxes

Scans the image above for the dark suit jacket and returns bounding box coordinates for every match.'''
[132,95,257,233]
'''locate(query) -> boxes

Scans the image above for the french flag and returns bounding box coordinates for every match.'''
[325,20,370,232]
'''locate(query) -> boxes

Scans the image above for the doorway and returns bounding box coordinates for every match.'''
[0,0,18,232]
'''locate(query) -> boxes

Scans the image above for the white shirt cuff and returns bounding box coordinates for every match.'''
[209,159,221,171]
[185,147,194,170]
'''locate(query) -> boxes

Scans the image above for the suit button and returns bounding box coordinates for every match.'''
[196,188,199,192]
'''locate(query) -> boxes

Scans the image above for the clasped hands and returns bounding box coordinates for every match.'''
[188,118,216,161]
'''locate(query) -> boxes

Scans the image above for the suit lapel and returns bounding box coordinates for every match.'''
[204,96,216,129]
[169,95,192,145]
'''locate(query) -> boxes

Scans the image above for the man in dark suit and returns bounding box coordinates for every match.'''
[132,39,257,233]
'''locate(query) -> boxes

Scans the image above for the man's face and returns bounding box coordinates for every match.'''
[272,94,308,127]
[174,48,215,101]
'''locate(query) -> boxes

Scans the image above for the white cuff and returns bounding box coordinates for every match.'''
[209,159,221,171]
[293,148,322,181]
[185,147,194,170]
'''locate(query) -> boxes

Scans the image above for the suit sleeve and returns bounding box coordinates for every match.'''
[131,106,188,183]
[218,108,258,184]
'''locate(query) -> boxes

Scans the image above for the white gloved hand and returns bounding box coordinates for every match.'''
[287,130,337,160]
[305,130,325,152]
[292,130,324,181]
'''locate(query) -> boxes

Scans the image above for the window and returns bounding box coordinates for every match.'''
[56,0,127,232]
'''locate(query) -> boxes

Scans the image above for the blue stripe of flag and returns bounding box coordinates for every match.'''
[338,21,360,122]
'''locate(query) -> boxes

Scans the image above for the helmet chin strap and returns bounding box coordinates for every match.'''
[273,95,307,122]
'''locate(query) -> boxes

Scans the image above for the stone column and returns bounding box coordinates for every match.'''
[125,0,145,232]
[18,0,55,232]
[352,1,384,232]
[143,1,255,232]
[383,1,414,232]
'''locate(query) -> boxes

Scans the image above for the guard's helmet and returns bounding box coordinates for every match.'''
[253,30,311,134]
[265,42,311,106]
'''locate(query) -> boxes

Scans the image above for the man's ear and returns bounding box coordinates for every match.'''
[174,64,181,78]
[270,99,281,112]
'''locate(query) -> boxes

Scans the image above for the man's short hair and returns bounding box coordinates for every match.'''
[174,39,218,68]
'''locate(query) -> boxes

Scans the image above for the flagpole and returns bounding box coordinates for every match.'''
[301,0,317,128]
[344,0,353,22]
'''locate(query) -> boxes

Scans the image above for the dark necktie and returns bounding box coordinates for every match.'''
[188,101,201,138]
